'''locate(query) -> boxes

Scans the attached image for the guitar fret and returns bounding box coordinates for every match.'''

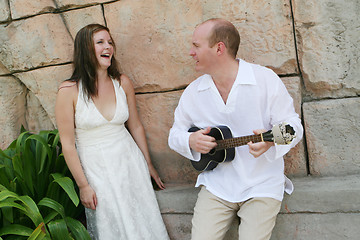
[216,135,263,150]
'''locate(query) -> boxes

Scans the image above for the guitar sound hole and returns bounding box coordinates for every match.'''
[208,149,216,155]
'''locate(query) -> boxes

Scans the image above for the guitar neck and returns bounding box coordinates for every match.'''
[215,134,264,150]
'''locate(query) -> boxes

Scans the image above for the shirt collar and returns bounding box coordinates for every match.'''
[197,59,257,92]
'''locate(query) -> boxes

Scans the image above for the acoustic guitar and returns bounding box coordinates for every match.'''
[188,123,296,171]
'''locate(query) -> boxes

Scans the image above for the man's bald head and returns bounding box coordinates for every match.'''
[198,18,240,58]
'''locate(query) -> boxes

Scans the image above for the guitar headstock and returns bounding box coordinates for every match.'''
[262,123,296,145]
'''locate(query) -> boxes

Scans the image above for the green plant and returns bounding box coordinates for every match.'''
[0,128,90,239]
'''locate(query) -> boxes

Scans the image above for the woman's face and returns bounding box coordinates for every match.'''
[93,30,114,70]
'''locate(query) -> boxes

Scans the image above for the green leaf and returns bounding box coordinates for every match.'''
[51,174,79,206]
[0,129,84,237]
[54,154,68,176]
[43,211,59,224]
[47,219,72,240]
[36,143,48,175]
[29,134,52,175]
[0,189,19,201]
[51,131,60,149]
[12,154,24,181]
[7,137,18,149]
[0,199,27,212]
[0,148,11,161]
[65,217,91,240]
[0,184,7,191]
[18,195,44,227]
[15,131,30,154]
[38,198,65,219]
[20,125,27,134]
[0,148,16,182]
[28,222,47,240]
[23,144,35,196]
[0,189,44,227]
[12,131,36,197]
[28,135,53,169]
[0,224,33,237]
[1,204,14,223]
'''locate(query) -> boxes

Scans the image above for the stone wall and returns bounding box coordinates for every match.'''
[0,0,359,203]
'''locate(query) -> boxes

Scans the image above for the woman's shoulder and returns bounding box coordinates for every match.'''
[59,80,77,89]
[57,80,78,97]
[119,74,134,94]
[119,74,131,85]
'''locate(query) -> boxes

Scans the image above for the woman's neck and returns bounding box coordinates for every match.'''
[96,68,110,83]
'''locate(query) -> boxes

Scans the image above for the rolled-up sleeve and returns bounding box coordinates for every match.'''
[168,91,199,161]
[263,70,304,162]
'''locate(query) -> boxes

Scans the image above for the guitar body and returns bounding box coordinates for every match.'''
[188,123,295,171]
[188,126,235,171]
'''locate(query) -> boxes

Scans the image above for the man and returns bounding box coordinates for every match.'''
[168,18,303,240]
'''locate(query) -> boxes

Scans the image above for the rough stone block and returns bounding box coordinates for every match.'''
[0,0,10,22]
[0,14,73,72]
[105,0,200,91]
[0,61,9,75]
[203,0,298,75]
[162,213,238,240]
[156,175,360,240]
[294,0,360,98]
[162,214,192,240]
[61,5,105,39]
[25,91,55,132]
[14,64,73,125]
[272,213,360,240]
[136,90,198,184]
[105,0,297,91]
[282,175,360,213]
[9,0,56,19]
[56,0,109,8]
[0,76,26,149]
[282,77,307,176]
[303,98,360,176]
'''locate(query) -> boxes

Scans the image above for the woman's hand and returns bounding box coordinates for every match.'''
[148,164,166,190]
[247,129,274,158]
[80,185,97,210]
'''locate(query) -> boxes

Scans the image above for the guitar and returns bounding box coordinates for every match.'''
[188,123,296,171]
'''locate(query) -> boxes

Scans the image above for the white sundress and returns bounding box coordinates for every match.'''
[74,79,169,240]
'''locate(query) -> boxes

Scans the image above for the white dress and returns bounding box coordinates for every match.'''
[74,79,169,240]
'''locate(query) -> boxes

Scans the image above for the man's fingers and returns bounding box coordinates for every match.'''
[197,140,217,154]
[190,127,217,153]
[201,127,212,134]
[253,129,267,135]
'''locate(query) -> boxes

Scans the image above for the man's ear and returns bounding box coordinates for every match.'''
[216,42,226,55]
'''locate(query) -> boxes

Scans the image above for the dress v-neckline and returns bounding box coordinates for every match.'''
[91,79,118,122]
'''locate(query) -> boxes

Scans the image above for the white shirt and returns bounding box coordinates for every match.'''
[168,59,303,202]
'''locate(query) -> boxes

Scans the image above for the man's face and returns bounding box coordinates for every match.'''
[189,22,217,74]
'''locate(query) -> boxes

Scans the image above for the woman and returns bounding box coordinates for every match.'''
[55,24,169,240]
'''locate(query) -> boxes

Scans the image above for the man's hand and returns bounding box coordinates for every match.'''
[189,127,217,154]
[247,129,274,158]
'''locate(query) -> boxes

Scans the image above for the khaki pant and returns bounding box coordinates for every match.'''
[191,187,281,240]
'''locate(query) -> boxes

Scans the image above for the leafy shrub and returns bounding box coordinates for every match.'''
[0,128,90,239]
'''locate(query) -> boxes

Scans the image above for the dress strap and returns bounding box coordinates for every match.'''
[58,82,77,91]
[76,80,87,109]
[112,78,121,98]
